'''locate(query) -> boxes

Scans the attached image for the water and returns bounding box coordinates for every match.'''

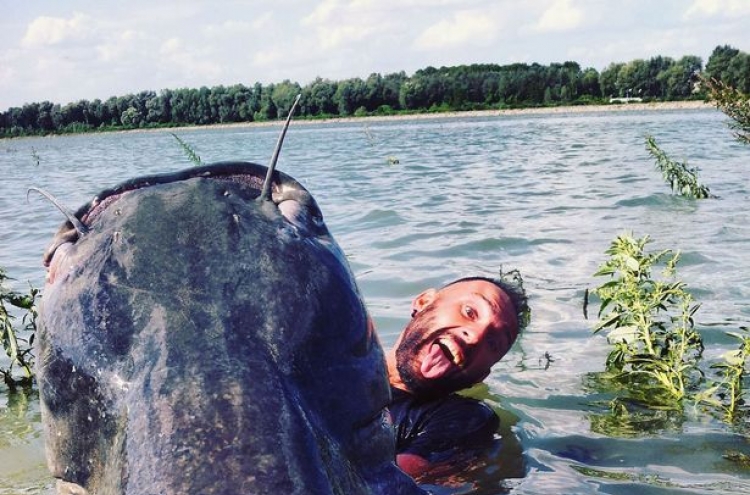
[1,108,749,494]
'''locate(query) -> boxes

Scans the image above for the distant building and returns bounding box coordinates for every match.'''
[609,97,644,103]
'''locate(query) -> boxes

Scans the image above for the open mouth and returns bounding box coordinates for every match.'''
[436,338,464,367]
[419,337,466,379]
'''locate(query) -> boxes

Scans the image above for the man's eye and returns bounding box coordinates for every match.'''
[463,305,477,319]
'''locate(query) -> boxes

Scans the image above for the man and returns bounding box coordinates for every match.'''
[385,274,529,478]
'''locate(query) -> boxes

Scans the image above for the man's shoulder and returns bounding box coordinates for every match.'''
[390,387,496,419]
[390,387,499,460]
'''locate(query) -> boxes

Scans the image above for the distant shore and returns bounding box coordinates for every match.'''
[8,100,714,139]
[156,100,714,134]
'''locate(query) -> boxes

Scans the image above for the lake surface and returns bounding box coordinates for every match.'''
[1,107,749,494]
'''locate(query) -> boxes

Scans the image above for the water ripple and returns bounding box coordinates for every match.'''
[2,108,748,494]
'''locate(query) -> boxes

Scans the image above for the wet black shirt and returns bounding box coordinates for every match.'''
[389,387,499,463]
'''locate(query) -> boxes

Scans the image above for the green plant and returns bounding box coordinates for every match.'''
[363,125,400,165]
[591,234,704,404]
[645,135,712,199]
[697,326,750,422]
[171,133,203,165]
[702,77,750,145]
[589,233,750,423]
[0,267,38,390]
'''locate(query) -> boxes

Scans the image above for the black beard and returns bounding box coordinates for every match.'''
[394,305,477,399]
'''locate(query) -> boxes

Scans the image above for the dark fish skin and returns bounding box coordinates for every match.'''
[38,162,427,495]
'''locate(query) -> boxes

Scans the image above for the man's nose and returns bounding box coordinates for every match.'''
[460,325,487,344]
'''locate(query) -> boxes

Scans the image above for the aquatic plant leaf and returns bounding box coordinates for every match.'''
[624,256,640,272]
[703,77,750,145]
[725,331,749,342]
[593,311,622,333]
[594,266,617,277]
[719,350,744,367]
[171,133,203,166]
[645,135,712,199]
[607,326,639,344]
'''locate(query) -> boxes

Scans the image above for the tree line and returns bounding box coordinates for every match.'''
[1,44,748,138]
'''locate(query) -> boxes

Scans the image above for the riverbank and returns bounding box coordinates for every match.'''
[2,100,714,140]
[141,100,715,135]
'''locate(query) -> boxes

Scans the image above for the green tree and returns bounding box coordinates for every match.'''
[302,77,338,116]
[658,55,702,99]
[705,44,741,82]
[580,67,602,98]
[617,59,646,98]
[256,83,276,121]
[271,80,303,119]
[334,77,368,116]
[381,72,406,110]
[227,84,256,122]
[727,52,750,94]
[36,101,59,131]
[120,106,142,127]
[600,62,624,98]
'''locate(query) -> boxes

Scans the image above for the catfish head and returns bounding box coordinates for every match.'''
[38,162,426,495]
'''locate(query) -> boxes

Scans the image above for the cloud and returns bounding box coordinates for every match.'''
[413,9,498,50]
[302,0,341,25]
[317,24,377,49]
[160,37,183,55]
[21,12,95,47]
[301,0,385,49]
[684,0,750,18]
[158,38,223,81]
[251,12,275,31]
[533,0,584,33]
[0,51,18,86]
[96,30,148,63]
[253,47,285,67]
[202,16,272,39]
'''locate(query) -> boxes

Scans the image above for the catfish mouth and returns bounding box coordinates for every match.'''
[79,162,294,228]
[42,162,322,278]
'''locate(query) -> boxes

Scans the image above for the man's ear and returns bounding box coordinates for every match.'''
[412,288,437,315]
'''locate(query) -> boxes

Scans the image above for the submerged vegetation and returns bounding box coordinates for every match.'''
[588,233,750,426]
[171,132,203,166]
[0,268,37,390]
[590,234,703,405]
[645,135,712,199]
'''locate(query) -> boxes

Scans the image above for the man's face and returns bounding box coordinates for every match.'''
[394,280,519,397]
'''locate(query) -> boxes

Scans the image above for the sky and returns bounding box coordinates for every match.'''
[2,0,749,111]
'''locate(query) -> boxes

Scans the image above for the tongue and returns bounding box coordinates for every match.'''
[420,343,453,379]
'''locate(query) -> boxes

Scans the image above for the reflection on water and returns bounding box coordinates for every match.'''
[0,389,50,494]
[2,108,750,494]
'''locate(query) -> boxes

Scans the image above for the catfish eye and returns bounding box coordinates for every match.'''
[277,199,305,226]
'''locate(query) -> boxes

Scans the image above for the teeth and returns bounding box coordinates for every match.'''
[438,338,464,367]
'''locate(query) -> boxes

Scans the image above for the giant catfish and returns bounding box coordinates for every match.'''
[37,158,427,494]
